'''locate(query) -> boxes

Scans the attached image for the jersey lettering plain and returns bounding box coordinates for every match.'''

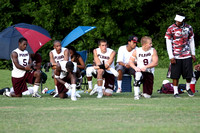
[11,48,29,78]
[96,48,114,74]
[117,45,137,64]
[51,47,70,63]
[59,61,77,79]
[136,47,155,74]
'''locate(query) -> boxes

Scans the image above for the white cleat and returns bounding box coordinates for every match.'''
[97,92,103,98]
[53,93,59,98]
[143,93,151,98]
[32,92,41,98]
[71,96,77,101]
[90,85,98,95]
[134,95,140,100]
[76,93,81,98]
[3,89,11,97]
[116,88,122,93]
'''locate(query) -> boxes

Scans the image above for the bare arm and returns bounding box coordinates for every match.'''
[93,49,101,66]
[129,50,141,72]
[54,64,65,85]
[146,49,158,68]
[11,52,32,71]
[105,51,116,69]
[78,56,85,70]
[49,51,56,64]
[49,51,57,69]
[64,48,70,61]
[140,49,158,72]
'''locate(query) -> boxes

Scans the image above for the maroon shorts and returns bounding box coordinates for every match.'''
[142,72,154,95]
[57,77,70,94]
[12,71,35,95]
[104,71,115,90]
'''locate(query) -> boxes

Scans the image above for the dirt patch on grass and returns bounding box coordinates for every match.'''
[41,106,120,111]
[0,106,16,109]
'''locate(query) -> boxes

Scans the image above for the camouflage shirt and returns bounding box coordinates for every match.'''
[165,23,194,59]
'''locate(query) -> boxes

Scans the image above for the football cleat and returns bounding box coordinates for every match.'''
[174,93,180,98]
[53,93,59,98]
[76,93,81,98]
[186,89,194,97]
[116,88,122,93]
[134,95,140,100]
[143,93,151,98]
[90,85,98,95]
[85,89,92,93]
[32,92,41,98]
[71,96,77,101]
[97,91,103,98]
[3,89,11,97]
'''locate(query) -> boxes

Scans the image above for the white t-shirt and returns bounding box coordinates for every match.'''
[51,47,70,63]
[96,48,115,74]
[11,48,30,78]
[117,45,137,64]
[136,47,155,74]
[59,61,77,79]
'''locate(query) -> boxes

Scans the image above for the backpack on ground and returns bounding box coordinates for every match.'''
[158,83,184,94]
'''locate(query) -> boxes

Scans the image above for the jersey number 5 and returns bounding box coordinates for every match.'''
[23,59,27,66]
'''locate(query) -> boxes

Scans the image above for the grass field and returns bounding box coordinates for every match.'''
[0,68,200,133]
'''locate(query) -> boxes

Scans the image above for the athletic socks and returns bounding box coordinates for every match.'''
[55,86,58,93]
[173,86,178,94]
[186,82,190,91]
[117,80,122,89]
[88,81,93,89]
[33,84,40,94]
[134,86,140,96]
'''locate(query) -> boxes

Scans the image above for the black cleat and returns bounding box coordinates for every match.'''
[186,89,194,97]
[174,94,180,98]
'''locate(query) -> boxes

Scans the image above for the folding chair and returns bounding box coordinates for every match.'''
[77,50,88,90]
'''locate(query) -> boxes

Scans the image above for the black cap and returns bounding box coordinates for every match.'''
[128,35,139,43]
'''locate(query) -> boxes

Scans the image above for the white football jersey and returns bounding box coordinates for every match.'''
[11,48,30,78]
[51,47,70,63]
[136,47,155,74]
[59,61,77,79]
[96,48,115,74]
[117,45,137,64]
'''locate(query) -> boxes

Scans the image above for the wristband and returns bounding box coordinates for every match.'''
[54,75,60,79]
[106,63,110,66]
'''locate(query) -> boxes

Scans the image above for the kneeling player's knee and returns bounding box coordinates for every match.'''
[34,70,41,77]
[59,93,67,99]
[97,69,104,75]
[86,67,95,77]
[134,79,142,87]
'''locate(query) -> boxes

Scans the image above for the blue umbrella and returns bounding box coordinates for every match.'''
[61,26,96,47]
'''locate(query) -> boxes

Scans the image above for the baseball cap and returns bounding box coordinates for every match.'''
[66,61,74,70]
[128,35,139,43]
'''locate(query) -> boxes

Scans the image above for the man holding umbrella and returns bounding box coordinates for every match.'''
[4,37,41,98]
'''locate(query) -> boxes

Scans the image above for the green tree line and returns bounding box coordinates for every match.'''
[0,0,200,69]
